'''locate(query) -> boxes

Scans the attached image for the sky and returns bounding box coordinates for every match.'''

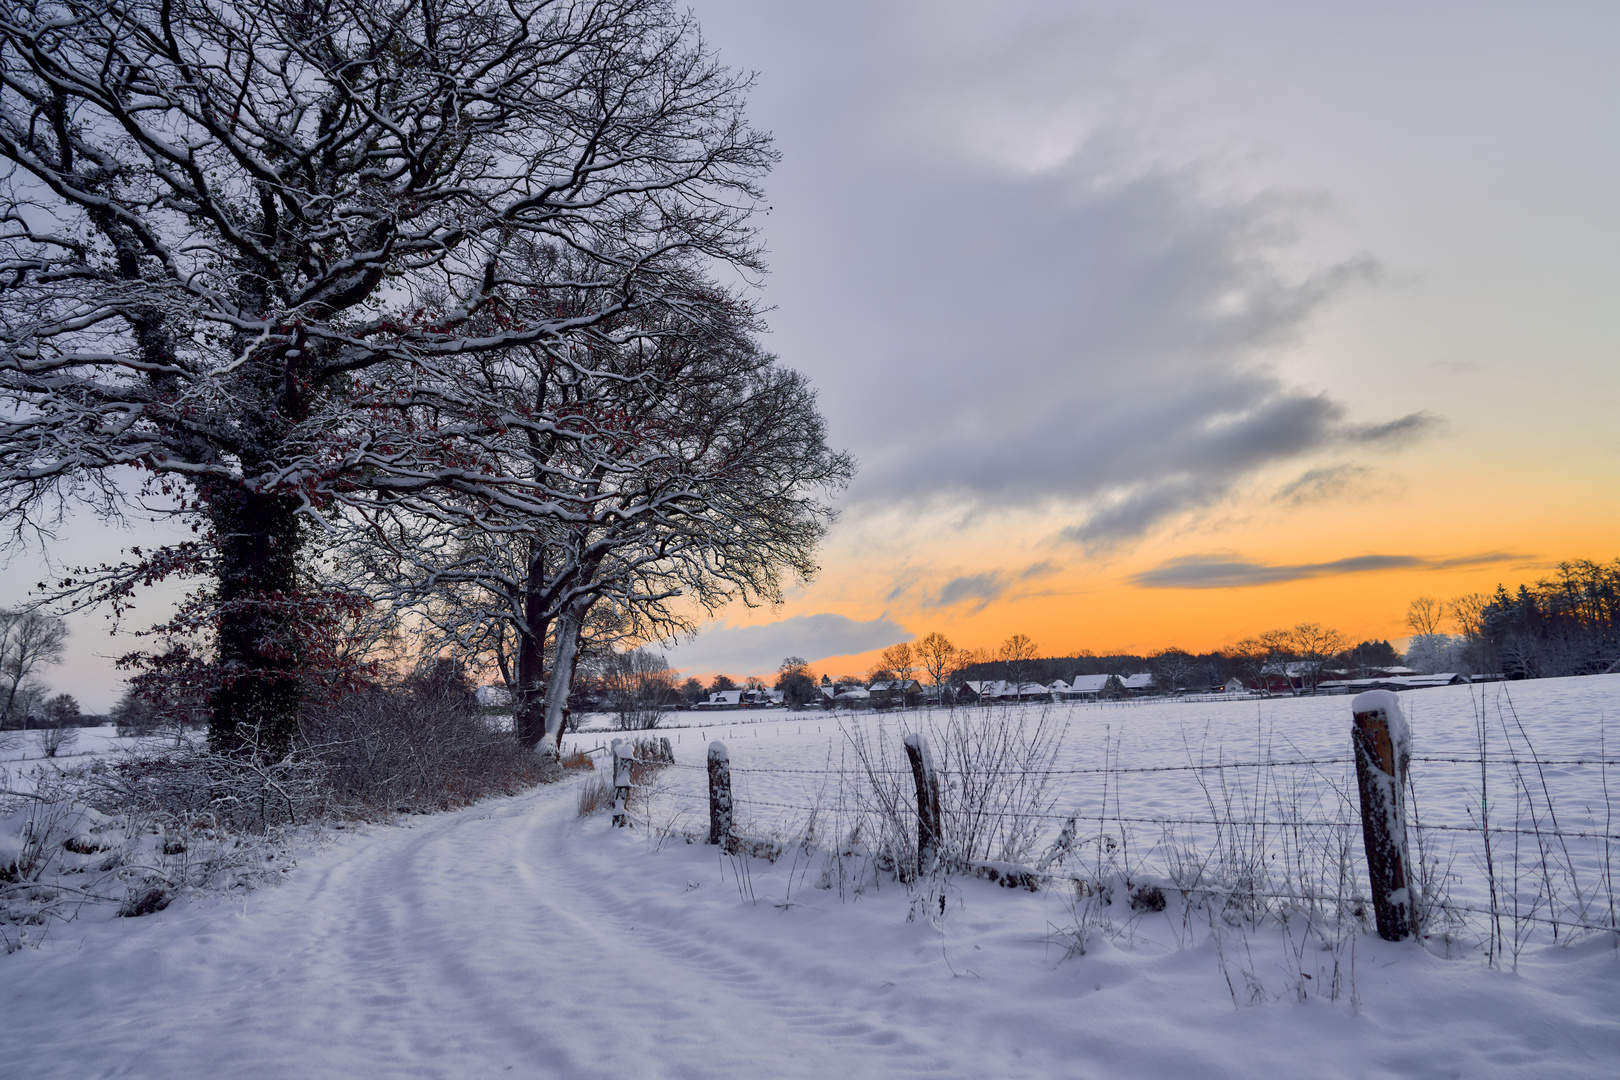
[4,1,1616,708]
[662,0,1618,683]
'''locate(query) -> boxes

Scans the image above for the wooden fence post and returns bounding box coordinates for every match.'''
[611,739,633,827]
[1351,689,1414,940]
[903,733,943,876]
[707,741,733,850]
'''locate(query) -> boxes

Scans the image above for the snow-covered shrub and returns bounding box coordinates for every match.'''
[839,707,1064,885]
[34,725,78,758]
[301,684,548,814]
[1,761,297,950]
[930,707,1064,865]
[85,739,333,832]
[840,719,920,881]
[1405,633,1461,674]
[1130,883,1167,911]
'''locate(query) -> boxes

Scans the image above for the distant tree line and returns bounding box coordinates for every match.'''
[1405,558,1618,680]
[951,628,1398,696]
[670,626,1405,710]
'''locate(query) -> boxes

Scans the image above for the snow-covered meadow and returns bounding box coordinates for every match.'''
[2,677,1617,1078]
[1,723,127,766]
[567,675,1619,953]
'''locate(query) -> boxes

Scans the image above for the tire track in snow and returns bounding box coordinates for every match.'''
[527,805,957,1075]
[279,784,945,1078]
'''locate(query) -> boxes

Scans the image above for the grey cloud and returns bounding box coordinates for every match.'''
[1058,478,1221,553]
[1273,464,1376,505]
[928,572,1008,612]
[917,561,1058,610]
[1429,552,1536,571]
[768,143,1420,551]
[831,174,1387,512]
[689,2,1440,554]
[1130,551,1529,589]
[1344,412,1441,446]
[663,613,911,677]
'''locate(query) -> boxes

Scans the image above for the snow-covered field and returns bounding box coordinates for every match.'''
[2,679,1617,1078]
[1,723,128,765]
[568,676,1620,945]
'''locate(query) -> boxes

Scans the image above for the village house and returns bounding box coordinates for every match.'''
[956,680,1051,703]
[1316,672,1473,694]
[868,679,922,706]
[1053,674,1122,700]
[1119,673,1156,696]
[693,689,745,710]
[693,687,784,710]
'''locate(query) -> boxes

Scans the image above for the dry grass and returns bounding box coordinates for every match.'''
[576,773,614,817]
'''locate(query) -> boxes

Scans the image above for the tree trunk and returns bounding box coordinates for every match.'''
[207,483,303,759]
[513,545,551,748]
[538,598,591,758]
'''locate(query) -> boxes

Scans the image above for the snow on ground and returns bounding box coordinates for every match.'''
[1,724,128,765]
[2,680,1617,1078]
[565,676,1620,939]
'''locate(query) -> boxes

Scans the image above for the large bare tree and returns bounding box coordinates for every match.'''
[876,641,917,705]
[336,267,851,752]
[0,0,777,754]
[0,607,67,725]
[998,633,1039,700]
[1289,622,1348,694]
[1406,597,1445,638]
[914,630,956,707]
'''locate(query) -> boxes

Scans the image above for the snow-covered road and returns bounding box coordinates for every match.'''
[4,769,1618,1079]
[2,781,946,1078]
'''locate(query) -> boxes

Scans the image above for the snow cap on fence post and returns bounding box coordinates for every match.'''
[613,741,635,786]
[1351,689,1414,940]
[612,741,634,827]
[903,733,943,877]
[707,741,734,850]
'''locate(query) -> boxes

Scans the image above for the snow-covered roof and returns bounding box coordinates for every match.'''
[1382,673,1468,688]
[1067,674,1114,693]
[970,680,1049,698]
[1320,673,1471,693]
[1120,673,1155,690]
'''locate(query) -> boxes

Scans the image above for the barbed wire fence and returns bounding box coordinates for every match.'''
[589,690,1618,970]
